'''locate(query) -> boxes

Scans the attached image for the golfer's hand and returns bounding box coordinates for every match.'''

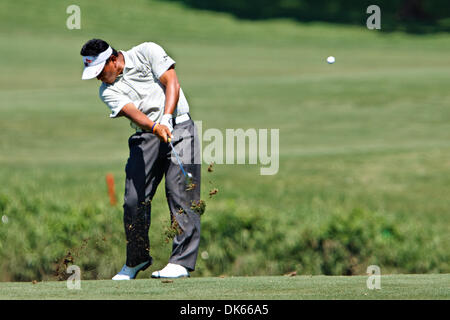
[160,114,174,134]
[154,124,173,143]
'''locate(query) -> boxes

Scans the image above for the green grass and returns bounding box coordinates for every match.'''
[0,275,448,299]
[0,0,449,282]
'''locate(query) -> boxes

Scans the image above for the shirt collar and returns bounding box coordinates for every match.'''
[121,50,134,69]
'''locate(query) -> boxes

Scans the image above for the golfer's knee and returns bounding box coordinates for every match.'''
[123,194,139,213]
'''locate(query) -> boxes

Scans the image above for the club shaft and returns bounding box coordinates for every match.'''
[169,140,188,178]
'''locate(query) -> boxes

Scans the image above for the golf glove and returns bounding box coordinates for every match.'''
[160,114,174,133]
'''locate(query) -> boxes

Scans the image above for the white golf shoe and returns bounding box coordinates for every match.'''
[112,260,152,280]
[151,263,190,279]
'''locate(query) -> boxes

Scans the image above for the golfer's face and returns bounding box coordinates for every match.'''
[97,60,116,84]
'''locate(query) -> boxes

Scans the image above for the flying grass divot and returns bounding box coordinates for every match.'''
[209,188,218,198]
[191,200,206,215]
[164,216,183,243]
[54,236,108,280]
[161,279,173,284]
[164,163,215,242]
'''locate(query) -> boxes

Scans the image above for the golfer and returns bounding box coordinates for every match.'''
[80,39,201,279]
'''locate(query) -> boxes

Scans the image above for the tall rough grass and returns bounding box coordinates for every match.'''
[1,190,447,281]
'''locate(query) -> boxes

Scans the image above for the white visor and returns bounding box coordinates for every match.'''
[81,46,113,80]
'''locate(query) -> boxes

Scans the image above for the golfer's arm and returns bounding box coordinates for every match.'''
[118,103,155,131]
[159,66,180,115]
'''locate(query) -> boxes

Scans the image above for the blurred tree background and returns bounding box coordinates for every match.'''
[163,0,450,33]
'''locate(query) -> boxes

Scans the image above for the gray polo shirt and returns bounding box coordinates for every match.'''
[99,42,189,129]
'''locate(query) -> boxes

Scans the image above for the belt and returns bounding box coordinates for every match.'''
[170,113,191,126]
[136,113,191,133]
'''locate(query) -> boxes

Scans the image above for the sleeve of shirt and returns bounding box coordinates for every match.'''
[99,85,133,118]
[143,42,176,79]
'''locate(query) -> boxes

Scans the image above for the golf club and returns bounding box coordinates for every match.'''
[168,137,193,185]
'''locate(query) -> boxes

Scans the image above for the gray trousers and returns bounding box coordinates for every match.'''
[123,119,201,271]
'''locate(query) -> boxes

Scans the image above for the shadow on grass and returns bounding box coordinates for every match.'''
[158,0,450,34]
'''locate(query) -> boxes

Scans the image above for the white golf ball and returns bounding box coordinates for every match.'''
[327,56,335,64]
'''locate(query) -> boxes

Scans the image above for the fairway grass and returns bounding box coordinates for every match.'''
[0,274,448,300]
